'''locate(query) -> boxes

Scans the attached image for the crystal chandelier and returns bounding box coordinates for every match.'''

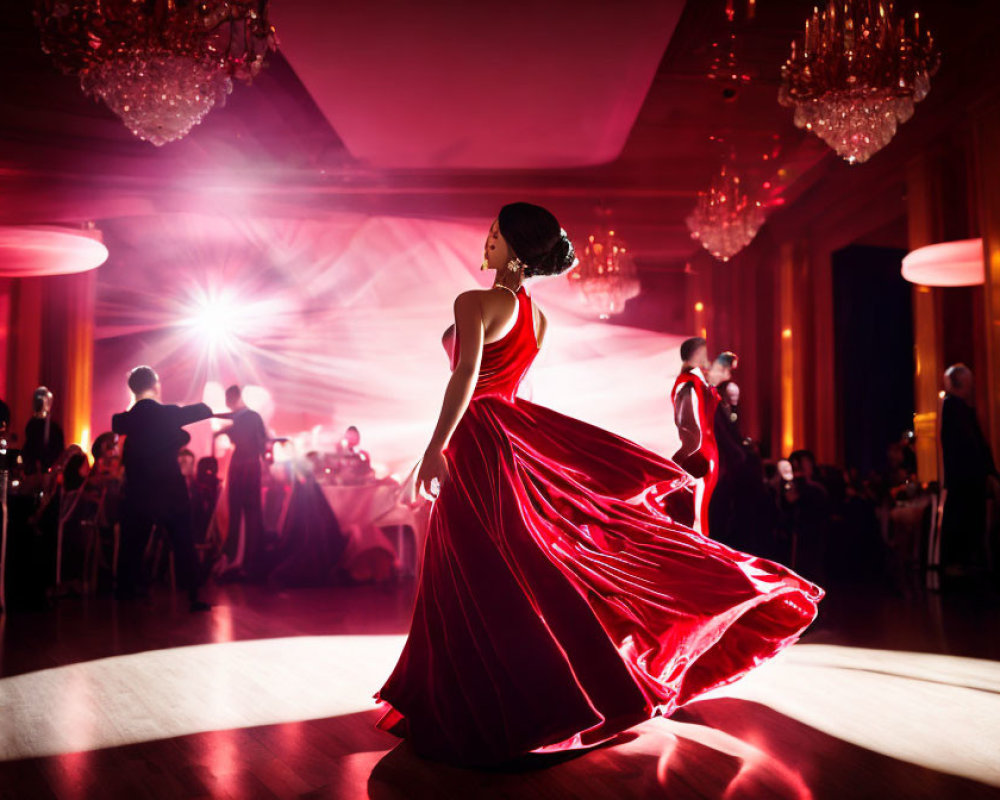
[566,225,641,320]
[707,0,756,101]
[686,164,765,262]
[778,1,940,165]
[34,0,277,146]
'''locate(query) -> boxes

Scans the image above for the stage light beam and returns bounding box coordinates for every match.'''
[185,292,248,352]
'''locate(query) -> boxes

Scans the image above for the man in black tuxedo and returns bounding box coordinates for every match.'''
[112,366,213,611]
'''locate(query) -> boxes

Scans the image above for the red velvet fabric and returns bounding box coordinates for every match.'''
[376,287,823,765]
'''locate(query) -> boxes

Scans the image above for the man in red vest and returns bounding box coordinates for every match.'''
[671,337,721,535]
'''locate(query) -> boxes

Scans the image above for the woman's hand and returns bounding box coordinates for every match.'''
[416,446,450,502]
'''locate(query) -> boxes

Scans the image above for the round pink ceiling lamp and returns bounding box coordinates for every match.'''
[0,225,108,278]
[902,238,984,287]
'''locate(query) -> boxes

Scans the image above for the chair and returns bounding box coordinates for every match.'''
[925,491,943,591]
[145,524,177,591]
[887,496,925,590]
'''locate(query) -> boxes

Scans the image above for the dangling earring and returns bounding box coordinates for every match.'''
[506,256,523,272]
[480,259,489,271]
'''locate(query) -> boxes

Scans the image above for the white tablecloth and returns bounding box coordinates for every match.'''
[321,481,427,574]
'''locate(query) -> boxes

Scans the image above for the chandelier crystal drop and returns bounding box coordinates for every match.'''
[686,164,765,262]
[566,227,641,320]
[778,1,939,165]
[34,0,277,146]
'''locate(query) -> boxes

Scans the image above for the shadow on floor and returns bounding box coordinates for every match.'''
[366,698,1000,800]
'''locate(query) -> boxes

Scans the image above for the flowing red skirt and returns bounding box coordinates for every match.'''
[376,395,823,765]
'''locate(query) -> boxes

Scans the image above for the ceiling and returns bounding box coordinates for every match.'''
[271,0,685,170]
[0,1,994,279]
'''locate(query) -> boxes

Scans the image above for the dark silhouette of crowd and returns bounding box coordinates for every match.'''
[0,371,407,614]
[708,363,999,595]
[1,357,996,615]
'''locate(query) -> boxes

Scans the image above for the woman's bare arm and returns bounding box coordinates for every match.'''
[427,292,484,450]
[417,292,484,497]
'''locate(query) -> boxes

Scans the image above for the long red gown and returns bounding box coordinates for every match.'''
[375,286,823,766]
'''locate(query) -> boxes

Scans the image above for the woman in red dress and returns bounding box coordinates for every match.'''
[375,202,823,766]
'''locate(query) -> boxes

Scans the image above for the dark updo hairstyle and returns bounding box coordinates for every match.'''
[497,202,576,278]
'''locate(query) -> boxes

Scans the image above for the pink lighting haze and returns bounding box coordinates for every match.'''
[94,212,683,473]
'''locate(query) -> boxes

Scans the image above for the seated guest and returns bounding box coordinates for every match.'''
[89,431,123,588]
[333,426,374,485]
[62,451,90,493]
[178,448,197,495]
[785,449,830,583]
[91,432,119,468]
[23,386,65,476]
[111,365,215,611]
[57,451,97,590]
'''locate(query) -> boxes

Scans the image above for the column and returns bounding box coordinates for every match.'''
[777,241,806,458]
[809,243,837,464]
[7,278,44,439]
[906,153,945,484]
[686,253,714,340]
[972,95,1000,462]
[42,271,97,452]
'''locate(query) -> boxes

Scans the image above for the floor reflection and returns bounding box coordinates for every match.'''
[1,580,997,798]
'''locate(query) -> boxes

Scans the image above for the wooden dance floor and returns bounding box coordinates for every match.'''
[1,579,999,799]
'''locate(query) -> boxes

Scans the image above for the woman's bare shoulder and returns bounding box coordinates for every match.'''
[534,303,548,346]
[443,290,488,335]
[452,288,492,312]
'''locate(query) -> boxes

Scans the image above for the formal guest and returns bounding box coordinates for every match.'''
[770,458,795,564]
[671,338,720,535]
[111,365,213,611]
[214,385,267,580]
[707,351,737,389]
[334,425,375,485]
[940,364,998,576]
[22,386,65,476]
[89,431,123,588]
[91,432,118,466]
[899,430,918,477]
[883,436,918,491]
[268,458,349,588]
[707,354,740,522]
[191,456,220,545]
[784,449,830,583]
[304,451,324,478]
[710,377,750,550]
[56,451,96,589]
[738,443,781,560]
[178,448,196,492]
